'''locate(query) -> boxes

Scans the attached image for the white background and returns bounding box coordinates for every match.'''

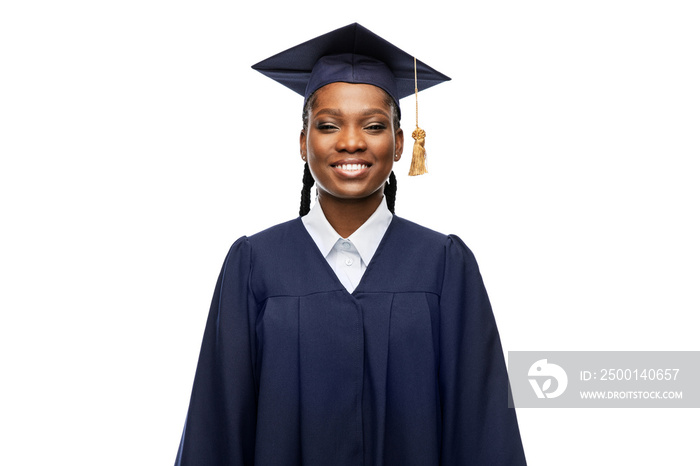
[1,1,698,464]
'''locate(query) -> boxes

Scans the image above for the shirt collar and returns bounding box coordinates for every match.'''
[301,196,393,265]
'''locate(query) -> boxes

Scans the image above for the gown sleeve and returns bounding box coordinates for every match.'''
[175,237,257,466]
[439,235,527,465]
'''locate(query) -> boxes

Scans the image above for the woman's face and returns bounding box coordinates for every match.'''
[300,82,403,206]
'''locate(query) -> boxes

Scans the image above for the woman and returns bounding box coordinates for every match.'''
[175,23,526,466]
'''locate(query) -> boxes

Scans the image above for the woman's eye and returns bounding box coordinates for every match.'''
[317,123,338,131]
[365,124,386,131]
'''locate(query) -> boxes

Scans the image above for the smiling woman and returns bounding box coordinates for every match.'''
[174,23,527,466]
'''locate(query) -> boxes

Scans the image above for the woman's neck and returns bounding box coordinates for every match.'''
[317,191,383,238]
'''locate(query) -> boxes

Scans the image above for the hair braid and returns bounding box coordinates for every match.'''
[384,171,397,214]
[299,162,316,216]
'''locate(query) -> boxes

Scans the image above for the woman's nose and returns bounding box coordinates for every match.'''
[336,127,366,153]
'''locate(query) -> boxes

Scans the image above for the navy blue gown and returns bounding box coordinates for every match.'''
[175,216,526,465]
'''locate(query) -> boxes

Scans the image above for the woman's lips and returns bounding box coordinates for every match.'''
[332,163,370,177]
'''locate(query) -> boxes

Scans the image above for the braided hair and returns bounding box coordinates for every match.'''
[299,162,316,216]
[384,171,397,214]
[299,90,401,217]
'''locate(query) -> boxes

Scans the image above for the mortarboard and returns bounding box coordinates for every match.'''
[251,23,451,175]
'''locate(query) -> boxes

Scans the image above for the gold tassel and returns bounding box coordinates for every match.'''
[408,57,428,176]
[409,128,427,175]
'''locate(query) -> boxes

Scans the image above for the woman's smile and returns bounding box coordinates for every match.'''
[331,160,371,177]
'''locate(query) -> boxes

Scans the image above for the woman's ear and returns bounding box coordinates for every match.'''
[300,130,307,161]
[394,128,404,161]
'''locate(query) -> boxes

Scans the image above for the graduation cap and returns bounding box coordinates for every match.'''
[252,23,450,176]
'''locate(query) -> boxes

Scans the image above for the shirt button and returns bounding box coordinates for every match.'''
[342,241,351,250]
[345,258,353,266]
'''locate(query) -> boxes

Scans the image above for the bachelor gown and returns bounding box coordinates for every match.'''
[175,216,527,465]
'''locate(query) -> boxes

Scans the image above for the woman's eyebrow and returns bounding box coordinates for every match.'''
[361,108,390,117]
[314,108,342,117]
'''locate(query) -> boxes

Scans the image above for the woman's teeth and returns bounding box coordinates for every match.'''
[337,164,368,171]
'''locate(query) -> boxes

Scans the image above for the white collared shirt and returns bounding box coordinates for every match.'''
[301,197,393,293]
